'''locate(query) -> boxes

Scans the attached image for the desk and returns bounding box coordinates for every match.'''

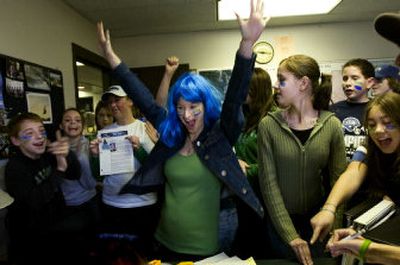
[256,257,339,265]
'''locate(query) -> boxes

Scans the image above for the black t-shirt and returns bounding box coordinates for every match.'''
[330,100,368,160]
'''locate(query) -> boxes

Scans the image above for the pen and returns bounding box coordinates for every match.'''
[341,228,366,241]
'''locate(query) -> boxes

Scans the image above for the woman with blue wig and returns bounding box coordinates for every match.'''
[96,0,268,261]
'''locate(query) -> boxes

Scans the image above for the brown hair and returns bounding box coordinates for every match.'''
[7,112,43,138]
[279,54,332,110]
[365,92,400,197]
[244,68,275,132]
[94,100,113,130]
[387,77,400,94]
[343,58,375,78]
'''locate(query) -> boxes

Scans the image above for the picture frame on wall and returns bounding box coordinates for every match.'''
[26,92,53,124]
[198,69,232,97]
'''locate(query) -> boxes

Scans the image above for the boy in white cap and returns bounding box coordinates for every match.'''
[90,84,156,255]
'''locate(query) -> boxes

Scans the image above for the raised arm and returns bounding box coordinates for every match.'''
[96,21,166,128]
[236,0,269,58]
[156,56,179,107]
[97,21,121,69]
[220,0,268,144]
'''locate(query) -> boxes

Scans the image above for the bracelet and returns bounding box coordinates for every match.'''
[359,239,372,262]
[320,207,335,215]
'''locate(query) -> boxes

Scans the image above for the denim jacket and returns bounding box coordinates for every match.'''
[115,53,264,217]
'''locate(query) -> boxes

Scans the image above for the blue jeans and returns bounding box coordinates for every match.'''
[218,201,238,254]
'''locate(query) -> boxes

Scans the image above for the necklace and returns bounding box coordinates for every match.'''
[283,111,319,130]
[180,137,195,156]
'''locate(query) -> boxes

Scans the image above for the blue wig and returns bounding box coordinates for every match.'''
[159,72,222,148]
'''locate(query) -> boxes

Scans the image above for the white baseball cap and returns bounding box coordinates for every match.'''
[101,85,127,101]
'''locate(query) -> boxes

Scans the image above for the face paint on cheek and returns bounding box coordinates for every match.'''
[385,123,398,130]
[192,107,202,117]
[19,131,47,141]
[354,81,363,91]
[19,135,33,141]
[279,81,286,87]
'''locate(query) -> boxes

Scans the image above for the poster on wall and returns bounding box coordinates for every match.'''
[5,78,24,98]
[6,58,24,80]
[0,54,65,158]
[49,71,63,88]
[24,63,50,91]
[199,69,232,97]
[0,72,11,159]
[26,92,53,124]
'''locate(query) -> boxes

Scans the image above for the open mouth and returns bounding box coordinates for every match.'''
[184,120,196,130]
[33,141,46,148]
[377,137,392,148]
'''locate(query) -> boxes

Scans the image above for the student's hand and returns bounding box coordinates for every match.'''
[238,159,250,175]
[96,21,121,69]
[145,121,159,144]
[236,0,269,57]
[89,138,101,156]
[48,130,69,171]
[47,130,69,156]
[326,228,363,257]
[127,135,141,150]
[165,56,179,76]
[310,209,335,244]
[290,237,314,265]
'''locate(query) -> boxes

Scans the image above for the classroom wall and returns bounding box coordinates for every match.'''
[0,0,399,108]
[113,21,399,74]
[0,0,99,109]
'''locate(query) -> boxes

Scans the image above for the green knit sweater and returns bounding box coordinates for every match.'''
[258,110,347,243]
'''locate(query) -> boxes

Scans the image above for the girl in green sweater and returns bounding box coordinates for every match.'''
[258,55,347,264]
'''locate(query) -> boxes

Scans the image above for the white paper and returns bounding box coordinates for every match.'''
[194,252,256,265]
[98,127,134,175]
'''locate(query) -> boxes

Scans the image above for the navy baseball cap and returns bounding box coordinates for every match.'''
[375,65,400,81]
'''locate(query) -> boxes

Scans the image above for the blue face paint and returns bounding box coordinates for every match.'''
[368,122,398,134]
[19,135,33,141]
[385,123,397,130]
[354,85,363,91]
[177,106,202,117]
[279,81,286,87]
[19,131,47,141]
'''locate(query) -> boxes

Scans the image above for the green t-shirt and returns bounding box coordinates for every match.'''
[156,152,221,255]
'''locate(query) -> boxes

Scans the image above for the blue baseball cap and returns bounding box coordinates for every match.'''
[375,65,400,81]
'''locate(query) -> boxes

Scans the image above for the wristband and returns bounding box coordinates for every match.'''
[320,207,335,215]
[359,239,372,262]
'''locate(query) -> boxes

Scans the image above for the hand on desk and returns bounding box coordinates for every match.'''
[290,237,314,265]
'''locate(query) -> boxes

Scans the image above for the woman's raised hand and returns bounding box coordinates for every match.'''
[96,21,121,69]
[236,0,269,57]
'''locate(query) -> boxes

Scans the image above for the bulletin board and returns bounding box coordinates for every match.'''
[0,54,65,159]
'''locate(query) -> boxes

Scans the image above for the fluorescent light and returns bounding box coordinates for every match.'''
[217,0,342,21]
[76,61,85,66]
[78,85,85,90]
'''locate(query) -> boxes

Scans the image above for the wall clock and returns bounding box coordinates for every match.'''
[253,41,274,64]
